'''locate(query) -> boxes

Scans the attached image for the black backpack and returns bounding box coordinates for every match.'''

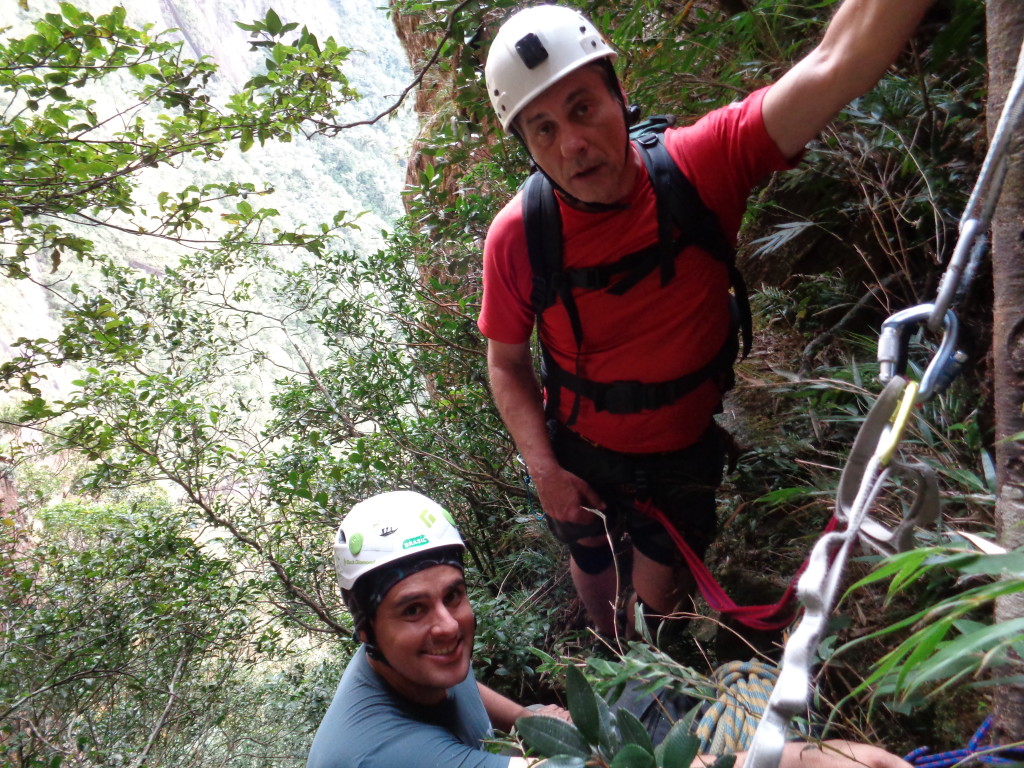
[521,115,752,425]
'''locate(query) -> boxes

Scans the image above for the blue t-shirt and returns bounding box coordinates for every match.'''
[307,646,511,768]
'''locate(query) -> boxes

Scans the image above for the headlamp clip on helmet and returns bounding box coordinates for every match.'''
[515,32,549,69]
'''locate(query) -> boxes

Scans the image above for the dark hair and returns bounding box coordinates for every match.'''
[592,58,625,106]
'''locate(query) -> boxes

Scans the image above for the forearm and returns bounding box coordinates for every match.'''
[808,0,933,103]
[478,682,529,734]
[695,741,912,768]
[487,342,560,476]
[764,0,934,157]
[487,340,604,520]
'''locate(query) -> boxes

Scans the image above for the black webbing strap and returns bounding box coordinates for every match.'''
[525,172,581,422]
[542,325,738,414]
[525,172,563,315]
[635,133,752,357]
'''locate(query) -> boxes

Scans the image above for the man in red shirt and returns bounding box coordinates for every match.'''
[478,1,933,639]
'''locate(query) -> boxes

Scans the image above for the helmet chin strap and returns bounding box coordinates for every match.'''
[352,614,392,667]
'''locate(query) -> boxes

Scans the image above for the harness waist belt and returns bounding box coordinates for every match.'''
[545,343,730,415]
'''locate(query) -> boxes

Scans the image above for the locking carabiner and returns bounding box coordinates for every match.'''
[877,303,962,402]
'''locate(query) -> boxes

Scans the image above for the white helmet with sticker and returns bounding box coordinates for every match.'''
[333,490,465,591]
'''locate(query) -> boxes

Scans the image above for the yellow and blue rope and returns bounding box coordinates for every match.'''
[695,660,782,754]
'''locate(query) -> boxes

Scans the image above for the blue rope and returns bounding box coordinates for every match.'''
[905,717,1024,767]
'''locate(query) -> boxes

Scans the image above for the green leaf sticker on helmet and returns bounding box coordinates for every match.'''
[442,509,456,527]
[349,532,364,556]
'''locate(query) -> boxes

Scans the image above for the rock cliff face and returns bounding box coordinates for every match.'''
[390,5,465,196]
[388,3,502,204]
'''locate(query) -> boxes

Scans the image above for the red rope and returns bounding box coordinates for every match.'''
[633,499,838,631]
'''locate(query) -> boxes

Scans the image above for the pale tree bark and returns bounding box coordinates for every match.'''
[989,0,1024,743]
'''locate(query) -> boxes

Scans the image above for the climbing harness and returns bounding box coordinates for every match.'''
[904,716,1024,767]
[744,35,1024,768]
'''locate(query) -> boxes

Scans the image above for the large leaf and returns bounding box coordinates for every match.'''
[610,743,657,768]
[566,663,601,745]
[655,719,701,768]
[537,758,587,768]
[897,616,1024,698]
[597,685,621,756]
[515,715,591,759]
[616,707,655,754]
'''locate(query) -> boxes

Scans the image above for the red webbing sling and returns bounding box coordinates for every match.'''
[633,499,839,631]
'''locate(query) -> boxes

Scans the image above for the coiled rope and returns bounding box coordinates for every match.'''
[696,660,803,754]
[696,671,1024,765]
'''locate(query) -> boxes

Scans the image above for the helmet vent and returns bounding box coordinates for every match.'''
[515,32,549,69]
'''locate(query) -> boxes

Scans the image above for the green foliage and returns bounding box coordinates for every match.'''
[0,0,999,758]
[0,491,324,767]
[515,665,735,768]
[0,3,360,284]
[842,546,1024,709]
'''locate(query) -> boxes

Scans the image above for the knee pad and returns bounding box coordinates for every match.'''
[568,541,614,574]
[631,530,678,567]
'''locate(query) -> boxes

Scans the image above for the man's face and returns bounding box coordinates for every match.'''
[369,565,474,705]
[517,64,638,206]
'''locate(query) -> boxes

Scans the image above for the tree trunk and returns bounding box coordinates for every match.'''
[988,0,1024,743]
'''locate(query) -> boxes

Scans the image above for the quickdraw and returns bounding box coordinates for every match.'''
[744,35,1024,768]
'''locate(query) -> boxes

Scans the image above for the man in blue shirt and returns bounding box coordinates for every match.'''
[307,490,566,768]
[307,491,914,768]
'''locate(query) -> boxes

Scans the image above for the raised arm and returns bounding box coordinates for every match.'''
[762,0,934,159]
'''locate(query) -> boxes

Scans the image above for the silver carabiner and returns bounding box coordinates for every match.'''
[877,303,961,401]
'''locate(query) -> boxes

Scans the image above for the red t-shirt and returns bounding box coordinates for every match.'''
[478,87,793,454]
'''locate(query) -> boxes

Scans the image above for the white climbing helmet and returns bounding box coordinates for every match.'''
[485,4,618,132]
[334,490,465,591]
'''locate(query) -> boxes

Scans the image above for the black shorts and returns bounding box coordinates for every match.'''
[545,420,725,566]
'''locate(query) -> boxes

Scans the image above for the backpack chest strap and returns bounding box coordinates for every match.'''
[543,327,738,415]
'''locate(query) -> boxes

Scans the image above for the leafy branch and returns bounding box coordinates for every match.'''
[517,665,737,768]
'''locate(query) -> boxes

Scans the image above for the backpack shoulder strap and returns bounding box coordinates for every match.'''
[521,169,584,423]
[522,171,562,317]
[635,130,753,357]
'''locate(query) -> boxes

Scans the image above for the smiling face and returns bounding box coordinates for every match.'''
[367,565,475,705]
[516,63,639,207]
